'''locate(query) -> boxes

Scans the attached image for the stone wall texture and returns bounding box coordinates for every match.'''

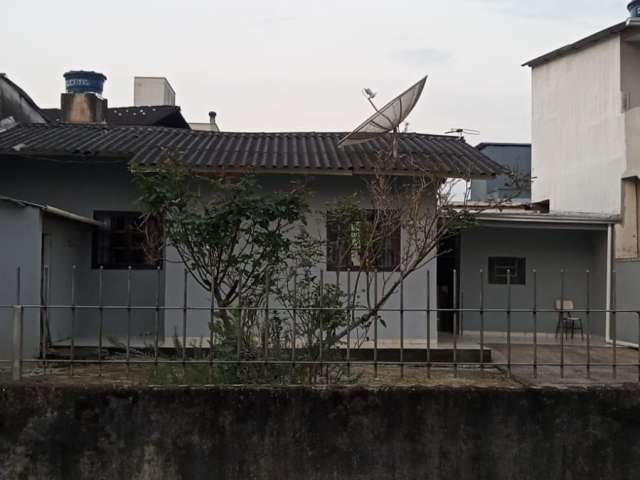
[1,384,640,479]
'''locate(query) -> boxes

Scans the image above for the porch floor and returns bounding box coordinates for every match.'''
[48,332,640,386]
[450,331,640,386]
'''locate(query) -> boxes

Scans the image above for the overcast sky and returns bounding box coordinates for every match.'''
[2,0,628,144]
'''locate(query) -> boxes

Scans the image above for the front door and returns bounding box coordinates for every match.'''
[437,235,460,334]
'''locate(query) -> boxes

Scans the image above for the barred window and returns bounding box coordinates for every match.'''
[488,257,526,285]
[326,210,400,272]
[92,211,161,270]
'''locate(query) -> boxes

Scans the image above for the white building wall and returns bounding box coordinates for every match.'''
[134,77,176,106]
[531,35,626,214]
[621,36,640,177]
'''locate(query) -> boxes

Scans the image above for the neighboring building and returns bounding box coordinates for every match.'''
[134,76,176,107]
[133,76,221,131]
[42,105,190,129]
[524,2,640,345]
[471,143,531,203]
[189,111,220,132]
[0,74,48,125]
[41,72,190,129]
[43,72,216,131]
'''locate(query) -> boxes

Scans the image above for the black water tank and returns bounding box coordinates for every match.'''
[63,70,107,95]
[629,0,640,17]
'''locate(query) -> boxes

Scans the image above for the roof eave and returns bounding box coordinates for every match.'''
[130,165,500,179]
[523,20,633,68]
[475,213,619,226]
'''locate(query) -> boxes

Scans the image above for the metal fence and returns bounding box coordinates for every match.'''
[1,265,639,385]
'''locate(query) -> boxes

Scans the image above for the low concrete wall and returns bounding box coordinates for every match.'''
[1,384,639,479]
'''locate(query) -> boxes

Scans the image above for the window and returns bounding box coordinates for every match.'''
[326,210,400,272]
[488,257,526,285]
[92,211,161,269]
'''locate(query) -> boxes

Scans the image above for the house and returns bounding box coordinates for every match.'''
[523,1,640,346]
[439,142,614,338]
[0,74,501,358]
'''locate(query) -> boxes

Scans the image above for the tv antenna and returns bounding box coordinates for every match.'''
[444,128,480,140]
[338,75,428,150]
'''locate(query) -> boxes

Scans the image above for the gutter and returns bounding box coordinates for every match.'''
[475,214,619,226]
[42,205,104,227]
[0,195,104,227]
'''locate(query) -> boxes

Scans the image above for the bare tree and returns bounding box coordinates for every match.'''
[323,130,529,347]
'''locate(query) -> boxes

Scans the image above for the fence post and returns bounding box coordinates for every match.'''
[12,305,23,381]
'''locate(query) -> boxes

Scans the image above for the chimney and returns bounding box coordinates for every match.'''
[61,71,108,123]
[629,1,640,17]
[209,111,220,132]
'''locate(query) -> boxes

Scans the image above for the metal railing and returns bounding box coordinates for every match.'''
[1,266,639,385]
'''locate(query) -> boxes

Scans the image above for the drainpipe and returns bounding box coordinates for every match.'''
[606,224,614,341]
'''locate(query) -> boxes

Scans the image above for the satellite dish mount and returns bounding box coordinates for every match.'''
[337,76,429,157]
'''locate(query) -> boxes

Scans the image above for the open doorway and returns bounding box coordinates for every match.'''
[437,235,460,334]
[40,233,52,354]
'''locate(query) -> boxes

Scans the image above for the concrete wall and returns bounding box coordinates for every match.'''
[134,77,176,106]
[531,35,625,214]
[1,384,640,480]
[460,225,608,334]
[164,175,438,343]
[0,202,42,359]
[614,259,640,346]
[621,34,640,179]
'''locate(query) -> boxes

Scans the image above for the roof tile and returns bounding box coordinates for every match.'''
[0,124,503,178]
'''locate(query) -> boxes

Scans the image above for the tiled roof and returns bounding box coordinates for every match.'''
[0,123,503,178]
[41,105,190,128]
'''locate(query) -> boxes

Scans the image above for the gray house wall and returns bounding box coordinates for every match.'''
[164,174,439,343]
[0,202,42,358]
[0,157,165,345]
[1,158,438,346]
[39,215,160,343]
[460,225,608,335]
[41,215,89,343]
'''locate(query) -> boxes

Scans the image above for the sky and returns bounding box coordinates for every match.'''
[1,0,628,145]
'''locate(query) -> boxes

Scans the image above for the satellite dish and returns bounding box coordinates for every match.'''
[338,75,428,149]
